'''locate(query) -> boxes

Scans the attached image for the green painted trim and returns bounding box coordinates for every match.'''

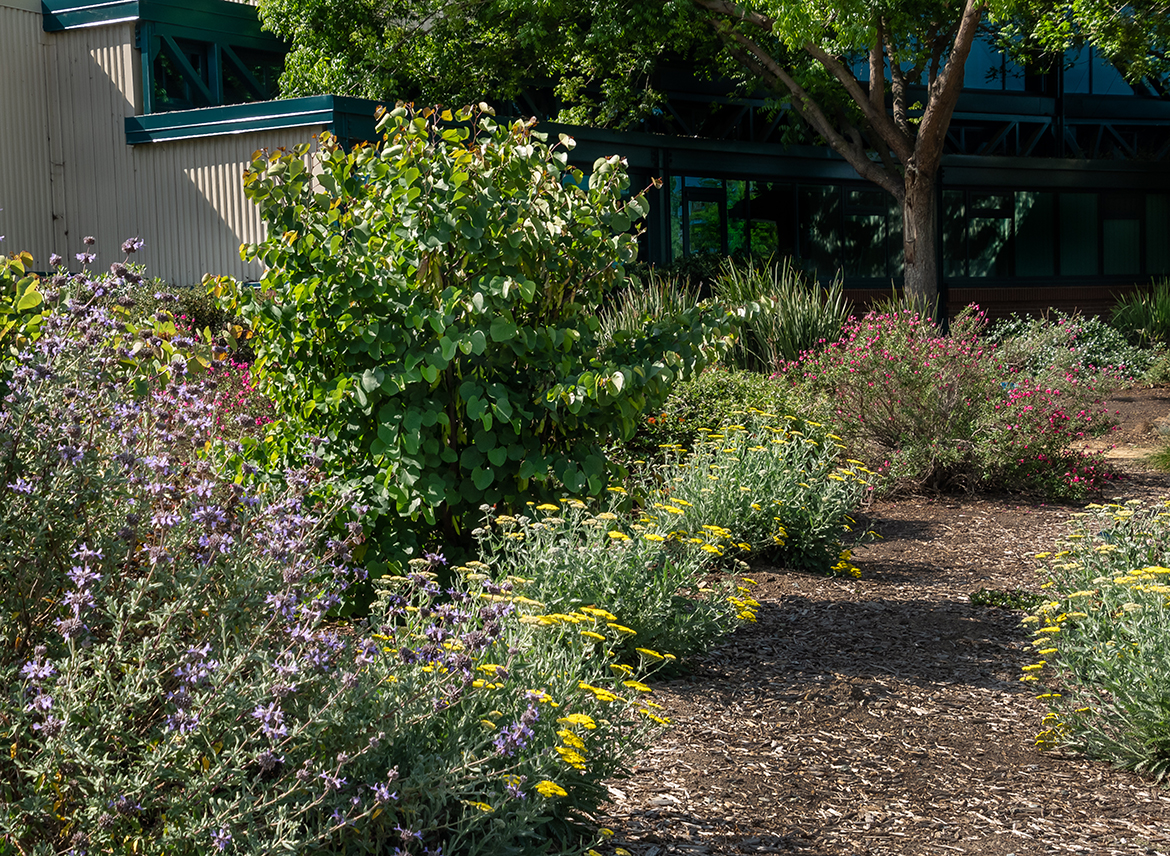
[43,0,282,49]
[124,95,384,145]
[42,0,138,30]
[546,121,1170,190]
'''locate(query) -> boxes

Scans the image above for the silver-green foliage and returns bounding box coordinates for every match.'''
[714,258,850,372]
[648,410,875,573]
[1,273,656,855]
[1027,501,1170,783]
[475,499,745,663]
[986,309,1158,381]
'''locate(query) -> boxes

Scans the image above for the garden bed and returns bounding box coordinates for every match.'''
[591,386,1170,856]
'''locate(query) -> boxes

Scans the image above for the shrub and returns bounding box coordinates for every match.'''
[614,366,803,467]
[714,257,850,372]
[986,309,1157,382]
[784,306,1117,498]
[1025,501,1170,783]
[475,499,753,664]
[637,410,875,573]
[214,104,741,567]
[1,259,659,855]
[1112,279,1170,349]
[786,306,996,491]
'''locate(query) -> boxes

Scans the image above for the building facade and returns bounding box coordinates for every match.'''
[0,0,377,284]
[2,0,1168,317]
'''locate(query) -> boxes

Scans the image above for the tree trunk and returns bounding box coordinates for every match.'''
[902,170,938,313]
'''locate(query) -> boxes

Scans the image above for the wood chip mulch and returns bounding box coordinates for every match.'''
[590,388,1170,856]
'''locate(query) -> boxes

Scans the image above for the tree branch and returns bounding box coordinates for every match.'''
[869,16,886,112]
[929,23,956,88]
[691,0,775,30]
[802,41,914,163]
[917,0,985,168]
[716,28,903,197]
[885,32,911,137]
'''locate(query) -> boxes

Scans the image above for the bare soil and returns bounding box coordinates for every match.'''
[591,386,1170,856]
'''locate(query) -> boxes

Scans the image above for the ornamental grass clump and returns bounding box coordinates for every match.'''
[1,257,658,855]
[713,257,850,372]
[648,409,875,574]
[1024,501,1170,782]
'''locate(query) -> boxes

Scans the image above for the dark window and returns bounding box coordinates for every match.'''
[1059,193,1098,275]
[1102,193,1142,275]
[798,185,841,280]
[1014,192,1055,277]
[1148,194,1170,275]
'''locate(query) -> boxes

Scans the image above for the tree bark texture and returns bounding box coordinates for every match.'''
[902,172,939,311]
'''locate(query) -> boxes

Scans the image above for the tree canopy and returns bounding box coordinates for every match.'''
[257,0,1170,305]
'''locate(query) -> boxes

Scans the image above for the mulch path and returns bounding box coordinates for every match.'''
[591,386,1170,856]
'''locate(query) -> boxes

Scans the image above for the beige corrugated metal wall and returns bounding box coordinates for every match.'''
[0,1,56,264]
[44,24,325,284]
[3,10,323,283]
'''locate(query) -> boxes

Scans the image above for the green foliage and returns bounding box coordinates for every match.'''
[785,306,1119,498]
[1112,279,1170,350]
[640,410,875,573]
[0,271,660,855]
[218,104,740,562]
[1027,501,1170,783]
[0,252,45,350]
[596,271,702,346]
[613,366,800,469]
[714,257,850,371]
[969,588,1045,610]
[475,498,750,664]
[257,0,706,121]
[986,310,1158,382]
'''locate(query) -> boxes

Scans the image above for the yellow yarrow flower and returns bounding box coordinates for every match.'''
[558,713,597,729]
[578,606,618,621]
[578,683,620,703]
[555,746,587,769]
[535,781,567,798]
[579,630,606,642]
[464,800,494,813]
[557,729,586,749]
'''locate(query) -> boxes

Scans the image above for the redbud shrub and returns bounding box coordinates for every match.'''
[212,104,744,568]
